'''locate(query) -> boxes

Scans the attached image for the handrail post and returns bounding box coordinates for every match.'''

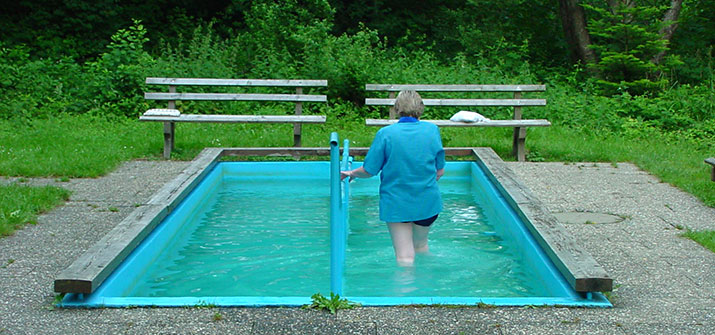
[329,132,344,295]
[341,139,351,239]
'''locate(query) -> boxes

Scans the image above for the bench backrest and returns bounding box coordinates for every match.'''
[365,84,546,119]
[145,77,328,110]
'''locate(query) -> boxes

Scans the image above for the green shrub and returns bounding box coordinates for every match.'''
[84,19,155,118]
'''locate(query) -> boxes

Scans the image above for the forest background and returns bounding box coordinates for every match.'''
[0,0,713,218]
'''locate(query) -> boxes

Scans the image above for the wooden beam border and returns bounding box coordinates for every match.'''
[54,147,611,294]
[54,148,224,293]
[472,148,613,292]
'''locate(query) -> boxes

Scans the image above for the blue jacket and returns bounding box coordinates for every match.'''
[363,120,445,222]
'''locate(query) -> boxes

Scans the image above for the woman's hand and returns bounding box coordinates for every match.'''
[341,167,371,181]
[436,168,445,181]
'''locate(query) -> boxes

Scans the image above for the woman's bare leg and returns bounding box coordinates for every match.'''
[387,222,415,266]
[412,224,431,253]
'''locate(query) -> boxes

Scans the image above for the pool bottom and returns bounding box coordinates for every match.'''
[61,293,611,308]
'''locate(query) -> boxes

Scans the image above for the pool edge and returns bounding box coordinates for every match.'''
[55,147,613,308]
[472,148,613,293]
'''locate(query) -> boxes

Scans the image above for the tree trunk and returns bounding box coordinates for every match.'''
[652,0,683,64]
[558,0,597,65]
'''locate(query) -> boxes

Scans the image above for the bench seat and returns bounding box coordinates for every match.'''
[140,113,326,124]
[365,119,551,127]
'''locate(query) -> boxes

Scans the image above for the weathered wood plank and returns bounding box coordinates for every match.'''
[473,148,537,206]
[140,114,327,124]
[148,148,222,212]
[54,149,222,294]
[365,98,546,107]
[162,122,174,160]
[293,87,303,147]
[365,119,551,127]
[706,158,715,181]
[145,92,327,102]
[54,205,168,294]
[365,84,546,92]
[473,148,613,292]
[146,77,328,87]
[219,147,475,157]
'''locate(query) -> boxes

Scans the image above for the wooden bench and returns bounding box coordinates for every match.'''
[706,158,715,181]
[364,84,551,161]
[140,77,328,159]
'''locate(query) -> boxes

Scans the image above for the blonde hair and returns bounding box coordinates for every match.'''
[394,90,424,118]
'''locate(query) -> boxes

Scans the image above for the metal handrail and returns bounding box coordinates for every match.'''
[329,132,350,295]
[341,139,352,239]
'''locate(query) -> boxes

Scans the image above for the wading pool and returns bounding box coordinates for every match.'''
[57,147,611,307]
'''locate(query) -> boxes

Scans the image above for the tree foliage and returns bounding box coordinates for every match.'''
[583,2,682,95]
[0,0,711,141]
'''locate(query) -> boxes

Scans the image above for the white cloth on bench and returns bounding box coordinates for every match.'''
[449,110,490,123]
[144,108,181,117]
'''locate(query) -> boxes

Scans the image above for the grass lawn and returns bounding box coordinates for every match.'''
[0,184,71,236]
[682,230,715,253]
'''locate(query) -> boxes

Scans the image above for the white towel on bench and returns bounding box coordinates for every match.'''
[449,110,490,123]
[144,108,181,117]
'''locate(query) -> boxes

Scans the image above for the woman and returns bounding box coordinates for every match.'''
[341,90,445,266]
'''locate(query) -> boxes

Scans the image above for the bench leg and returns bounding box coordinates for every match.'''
[163,122,175,159]
[512,127,526,162]
[711,166,715,182]
[293,124,302,147]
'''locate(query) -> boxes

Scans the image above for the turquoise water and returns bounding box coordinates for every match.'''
[127,177,331,297]
[122,162,552,298]
[345,177,548,297]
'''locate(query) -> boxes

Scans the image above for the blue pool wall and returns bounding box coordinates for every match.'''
[61,161,611,307]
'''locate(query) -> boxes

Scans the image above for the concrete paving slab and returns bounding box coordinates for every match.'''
[376,320,500,335]
[621,322,713,335]
[499,321,628,335]
[553,211,625,224]
[254,320,374,334]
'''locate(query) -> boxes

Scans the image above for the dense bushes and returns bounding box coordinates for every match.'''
[0,21,154,118]
[0,1,712,146]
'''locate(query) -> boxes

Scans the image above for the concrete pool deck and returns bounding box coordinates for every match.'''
[0,160,713,334]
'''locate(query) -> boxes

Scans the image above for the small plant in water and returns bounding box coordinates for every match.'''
[305,292,359,314]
